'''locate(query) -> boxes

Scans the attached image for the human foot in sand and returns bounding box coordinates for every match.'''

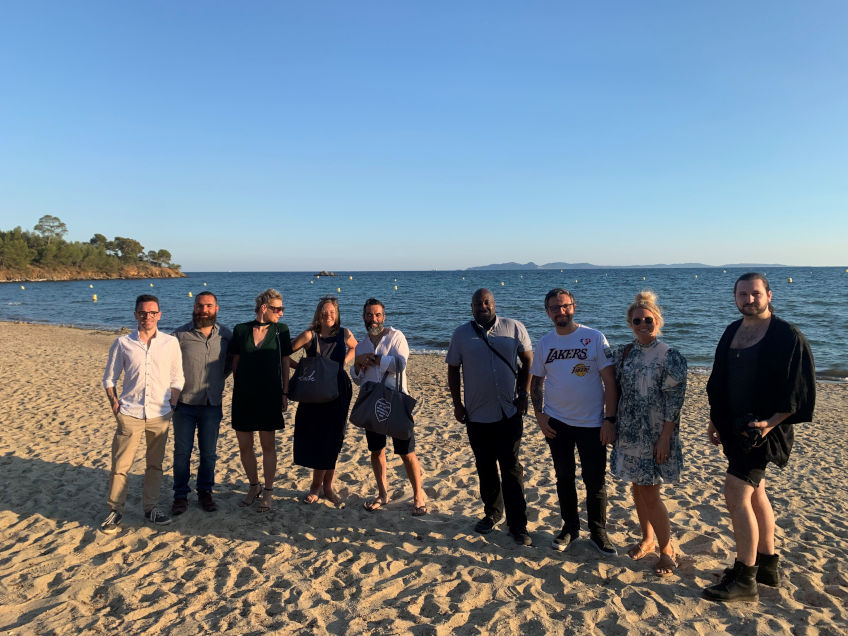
[257,487,274,512]
[239,483,262,507]
[364,494,389,511]
[323,488,345,508]
[627,541,658,560]
[653,553,678,576]
[302,489,321,504]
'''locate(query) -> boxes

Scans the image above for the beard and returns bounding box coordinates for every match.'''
[193,312,217,328]
[555,315,573,328]
[367,321,385,337]
[738,302,769,316]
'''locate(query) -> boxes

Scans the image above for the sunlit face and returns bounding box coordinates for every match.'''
[546,294,575,329]
[261,299,284,323]
[629,308,657,343]
[135,300,161,331]
[364,304,385,337]
[319,302,337,328]
[471,291,495,324]
[735,279,771,317]
[193,294,218,327]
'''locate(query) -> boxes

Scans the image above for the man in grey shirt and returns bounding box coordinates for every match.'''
[171,291,232,514]
[447,288,533,546]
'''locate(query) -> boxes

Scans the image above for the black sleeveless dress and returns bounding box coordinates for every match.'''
[293,329,353,470]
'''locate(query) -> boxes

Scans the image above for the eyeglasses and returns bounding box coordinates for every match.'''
[265,305,284,313]
[136,311,160,318]
[547,303,574,312]
[631,317,654,326]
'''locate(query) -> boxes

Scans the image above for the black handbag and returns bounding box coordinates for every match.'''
[349,369,416,439]
[287,331,340,403]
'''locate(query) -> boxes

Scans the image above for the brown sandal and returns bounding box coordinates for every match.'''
[239,483,262,508]
[627,542,658,560]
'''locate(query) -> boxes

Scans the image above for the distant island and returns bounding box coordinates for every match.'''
[467,261,789,270]
[0,215,185,282]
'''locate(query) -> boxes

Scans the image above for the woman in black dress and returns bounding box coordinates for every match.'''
[230,289,292,512]
[290,296,357,507]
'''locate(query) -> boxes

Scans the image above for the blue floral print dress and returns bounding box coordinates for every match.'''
[610,339,687,485]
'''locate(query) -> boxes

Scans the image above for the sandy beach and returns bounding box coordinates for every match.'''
[1,321,846,634]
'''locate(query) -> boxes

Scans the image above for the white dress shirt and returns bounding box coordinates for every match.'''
[350,327,409,393]
[103,329,185,419]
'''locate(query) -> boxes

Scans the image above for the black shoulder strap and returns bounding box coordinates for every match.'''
[470,321,517,377]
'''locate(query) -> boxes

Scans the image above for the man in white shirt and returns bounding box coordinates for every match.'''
[352,298,427,516]
[100,294,184,534]
[530,288,618,555]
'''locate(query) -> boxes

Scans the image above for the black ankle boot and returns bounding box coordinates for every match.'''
[703,560,759,602]
[756,552,780,587]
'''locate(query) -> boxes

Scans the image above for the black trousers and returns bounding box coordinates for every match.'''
[545,417,608,536]
[466,412,527,532]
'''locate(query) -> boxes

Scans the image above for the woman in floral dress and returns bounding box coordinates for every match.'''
[611,291,687,576]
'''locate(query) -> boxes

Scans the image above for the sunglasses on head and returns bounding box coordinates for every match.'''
[631,316,654,326]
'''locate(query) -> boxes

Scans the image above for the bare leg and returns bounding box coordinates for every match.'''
[724,474,758,566]
[751,479,775,555]
[400,452,426,509]
[236,431,259,484]
[258,430,277,510]
[364,449,390,510]
[629,483,657,557]
[322,469,343,505]
[637,484,672,554]
[370,449,389,500]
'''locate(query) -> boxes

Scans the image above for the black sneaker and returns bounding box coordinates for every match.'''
[589,531,617,555]
[474,515,501,534]
[144,507,172,526]
[552,527,578,552]
[510,529,533,547]
[99,510,122,535]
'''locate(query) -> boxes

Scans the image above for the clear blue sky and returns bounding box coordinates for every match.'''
[1,1,846,270]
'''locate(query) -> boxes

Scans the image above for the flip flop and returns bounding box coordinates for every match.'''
[302,491,320,504]
[627,542,657,560]
[412,504,428,517]
[364,496,389,512]
[653,553,678,577]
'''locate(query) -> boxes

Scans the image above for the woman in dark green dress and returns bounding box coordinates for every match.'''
[290,297,357,507]
[230,289,292,512]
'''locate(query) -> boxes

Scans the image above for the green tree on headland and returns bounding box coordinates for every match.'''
[0,215,183,281]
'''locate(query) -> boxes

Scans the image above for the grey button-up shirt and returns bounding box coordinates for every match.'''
[172,322,233,406]
[446,316,532,423]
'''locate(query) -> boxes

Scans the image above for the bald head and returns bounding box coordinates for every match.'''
[471,288,496,324]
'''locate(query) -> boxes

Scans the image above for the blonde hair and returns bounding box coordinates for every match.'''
[626,290,664,335]
[310,296,341,335]
[254,288,283,313]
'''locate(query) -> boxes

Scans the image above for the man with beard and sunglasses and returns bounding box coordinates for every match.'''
[170,291,233,515]
[352,298,427,516]
[703,273,815,602]
[530,288,618,556]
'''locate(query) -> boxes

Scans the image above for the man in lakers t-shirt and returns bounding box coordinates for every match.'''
[530,288,618,555]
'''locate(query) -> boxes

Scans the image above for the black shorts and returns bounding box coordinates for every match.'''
[723,437,769,487]
[365,429,415,456]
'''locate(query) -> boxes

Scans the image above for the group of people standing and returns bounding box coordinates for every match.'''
[99,272,815,605]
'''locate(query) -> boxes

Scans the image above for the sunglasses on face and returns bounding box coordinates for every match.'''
[265,305,284,313]
[631,317,654,326]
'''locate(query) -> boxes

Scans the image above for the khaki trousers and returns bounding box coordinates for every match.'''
[107,412,171,514]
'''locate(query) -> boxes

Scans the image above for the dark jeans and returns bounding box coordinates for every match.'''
[545,417,608,536]
[466,412,527,532]
[172,403,223,499]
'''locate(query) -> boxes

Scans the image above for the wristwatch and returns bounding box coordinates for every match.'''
[603,415,617,424]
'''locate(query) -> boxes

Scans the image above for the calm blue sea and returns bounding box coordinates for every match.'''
[2,268,845,380]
